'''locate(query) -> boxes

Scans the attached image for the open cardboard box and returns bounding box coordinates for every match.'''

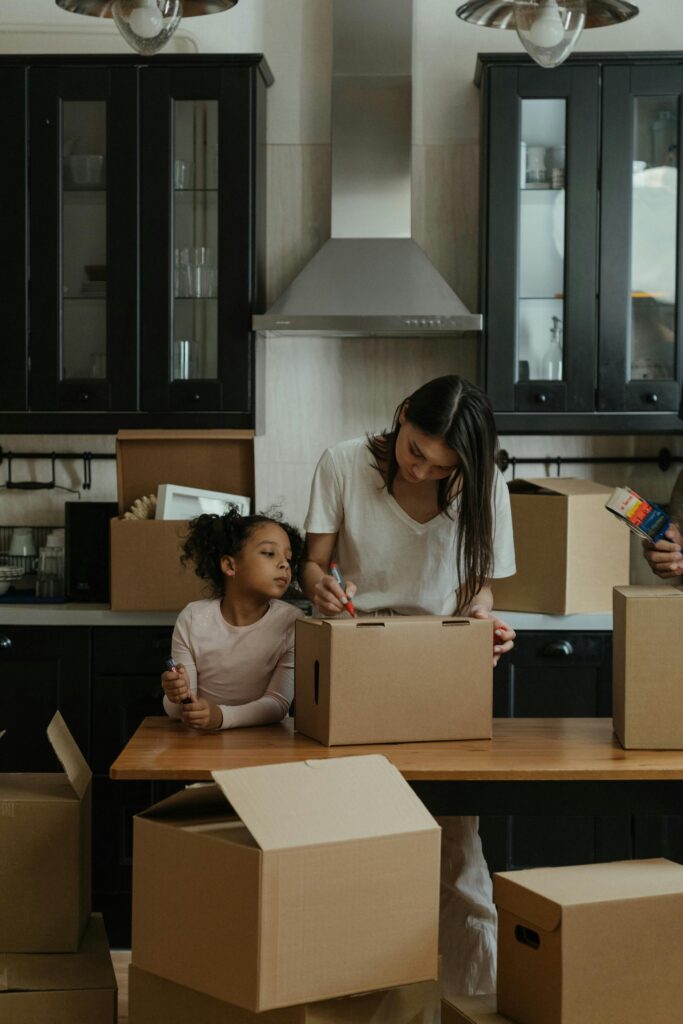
[495,858,683,1024]
[491,478,630,614]
[0,712,91,953]
[0,914,117,1024]
[295,616,493,745]
[442,996,511,1024]
[110,430,254,611]
[132,755,440,1012]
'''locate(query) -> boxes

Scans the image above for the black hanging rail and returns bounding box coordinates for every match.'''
[498,447,683,477]
[0,447,116,491]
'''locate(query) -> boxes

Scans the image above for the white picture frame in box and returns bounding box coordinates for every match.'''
[155,484,251,521]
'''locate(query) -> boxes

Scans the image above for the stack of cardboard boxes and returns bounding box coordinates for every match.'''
[0,712,117,1022]
[128,754,442,1022]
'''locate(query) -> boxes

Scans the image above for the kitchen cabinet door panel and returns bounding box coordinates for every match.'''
[0,67,28,412]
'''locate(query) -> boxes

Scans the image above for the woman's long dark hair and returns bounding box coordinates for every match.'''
[367,375,499,613]
[181,507,304,599]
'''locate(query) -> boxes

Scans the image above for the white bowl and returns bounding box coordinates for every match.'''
[0,581,11,596]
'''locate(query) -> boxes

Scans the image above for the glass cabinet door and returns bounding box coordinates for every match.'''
[0,68,27,412]
[140,66,262,418]
[28,67,138,412]
[600,65,683,413]
[484,65,599,414]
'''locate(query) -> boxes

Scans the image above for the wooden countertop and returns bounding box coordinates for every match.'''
[109,716,683,782]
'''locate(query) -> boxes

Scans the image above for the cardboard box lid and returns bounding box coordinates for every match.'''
[115,429,255,514]
[0,915,115,992]
[615,585,683,600]
[508,477,613,498]
[0,713,90,802]
[46,711,91,799]
[211,755,439,852]
[494,859,683,932]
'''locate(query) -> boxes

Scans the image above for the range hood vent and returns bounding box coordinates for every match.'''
[252,0,482,337]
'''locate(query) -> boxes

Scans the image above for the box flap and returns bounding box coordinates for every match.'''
[116,429,255,513]
[211,755,439,852]
[614,585,683,600]
[493,874,562,932]
[46,712,91,799]
[442,995,507,1023]
[0,915,115,992]
[508,477,612,497]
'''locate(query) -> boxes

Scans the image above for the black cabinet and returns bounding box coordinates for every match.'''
[0,54,271,434]
[478,53,683,434]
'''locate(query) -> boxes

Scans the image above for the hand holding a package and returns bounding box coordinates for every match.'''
[642,522,683,579]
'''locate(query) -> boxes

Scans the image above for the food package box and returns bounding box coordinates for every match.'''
[132,755,440,1012]
[295,616,493,745]
[442,996,512,1023]
[491,478,630,614]
[110,430,254,611]
[495,858,683,1024]
[128,964,440,1024]
[0,914,116,1024]
[613,585,683,748]
[0,711,91,952]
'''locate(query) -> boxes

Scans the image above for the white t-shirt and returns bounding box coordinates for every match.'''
[164,598,303,729]
[304,437,516,616]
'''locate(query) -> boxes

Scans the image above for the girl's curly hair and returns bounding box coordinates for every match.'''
[181,507,304,599]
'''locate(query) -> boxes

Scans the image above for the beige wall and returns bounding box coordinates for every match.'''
[2,0,683,589]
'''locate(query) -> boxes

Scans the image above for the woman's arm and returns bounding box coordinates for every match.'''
[461,583,515,667]
[301,532,357,615]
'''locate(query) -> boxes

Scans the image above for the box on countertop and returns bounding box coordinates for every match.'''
[128,964,440,1024]
[132,755,441,1012]
[613,585,683,749]
[442,996,511,1023]
[0,711,91,953]
[295,615,493,746]
[0,914,116,1024]
[495,858,683,1024]
[110,430,254,611]
[491,478,630,615]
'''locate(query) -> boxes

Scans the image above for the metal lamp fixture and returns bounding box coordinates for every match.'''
[456,0,639,68]
[55,0,239,55]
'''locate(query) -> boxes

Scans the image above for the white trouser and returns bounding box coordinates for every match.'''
[437,815,497,1001]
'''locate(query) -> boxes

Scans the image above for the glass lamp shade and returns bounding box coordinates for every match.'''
[514,0,586,68]
[112,0,183,54]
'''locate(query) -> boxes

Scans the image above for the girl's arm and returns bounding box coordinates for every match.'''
[301,532,357,615]
[461,583,515,667]
[217,622,298,729]
[162,614,198,720]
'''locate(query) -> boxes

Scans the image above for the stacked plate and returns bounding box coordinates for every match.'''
[0,564,24,596]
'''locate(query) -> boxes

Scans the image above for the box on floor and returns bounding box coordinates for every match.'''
[0,711,91,952]
[0,914,116,1024]
[110,429,254,611]
[295,615,493,745]
[491,478,630,614]
[132,754,440,1012]
[129,964,440,1024]
[441,996,512,1023]
[613,585,683,748]
[495,858,683,1024]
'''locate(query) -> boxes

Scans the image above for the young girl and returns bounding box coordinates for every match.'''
[300,374,516,999]
[162,509,305,731]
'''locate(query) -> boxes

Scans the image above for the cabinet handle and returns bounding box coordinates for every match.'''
[535,392,548,405]
[644,392,659,405]
[192,393,201,402]
[79,392,90,402]
[0,634,12,650]
[541,639,574,658]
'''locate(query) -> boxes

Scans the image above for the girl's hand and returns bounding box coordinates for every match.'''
[313,573,358,617]
[470,609,515,667]
[180,696,222,731]
[162,663,190,703]
[642,524,683,579]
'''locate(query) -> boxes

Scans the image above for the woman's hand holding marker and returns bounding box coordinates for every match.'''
[313,562,357,617]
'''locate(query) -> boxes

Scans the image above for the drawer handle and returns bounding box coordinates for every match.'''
[541,639,574,658]
[0,634,12,650]
[535,392,548,404]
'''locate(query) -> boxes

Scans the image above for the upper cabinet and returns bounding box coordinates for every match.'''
[0,55,271,433]
[478,54,683,434]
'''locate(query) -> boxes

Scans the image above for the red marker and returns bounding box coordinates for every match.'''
[329,562,356,617]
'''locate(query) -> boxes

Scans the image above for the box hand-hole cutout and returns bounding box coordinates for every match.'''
[515,925,540,950]
[355,622,385,628]
[442,620,468,627]
[314,660,320,704]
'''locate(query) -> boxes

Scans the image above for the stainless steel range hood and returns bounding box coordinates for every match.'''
[252,0,482,337]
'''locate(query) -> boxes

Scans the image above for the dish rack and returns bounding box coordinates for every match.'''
[0,526,52,575]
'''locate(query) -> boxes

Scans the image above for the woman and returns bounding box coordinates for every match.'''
[300,375,516,999]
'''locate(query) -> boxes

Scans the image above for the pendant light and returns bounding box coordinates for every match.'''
[456,0,639,69]
[55,0,239,56]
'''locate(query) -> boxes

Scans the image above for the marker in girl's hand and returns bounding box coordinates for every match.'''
[329,561,356,617]
[165,656,193,704]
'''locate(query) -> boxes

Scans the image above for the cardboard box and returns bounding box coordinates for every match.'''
[295,616,493,745]
[110,430,254,611]
[132,755,440,1012]
[495,858,683,1024]
[0,914,116,1024]
[442,996,511,1023]
[613,586,683,749]
[491,478,630,614]
[129,964,440,1023]
[0,711,91,952]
